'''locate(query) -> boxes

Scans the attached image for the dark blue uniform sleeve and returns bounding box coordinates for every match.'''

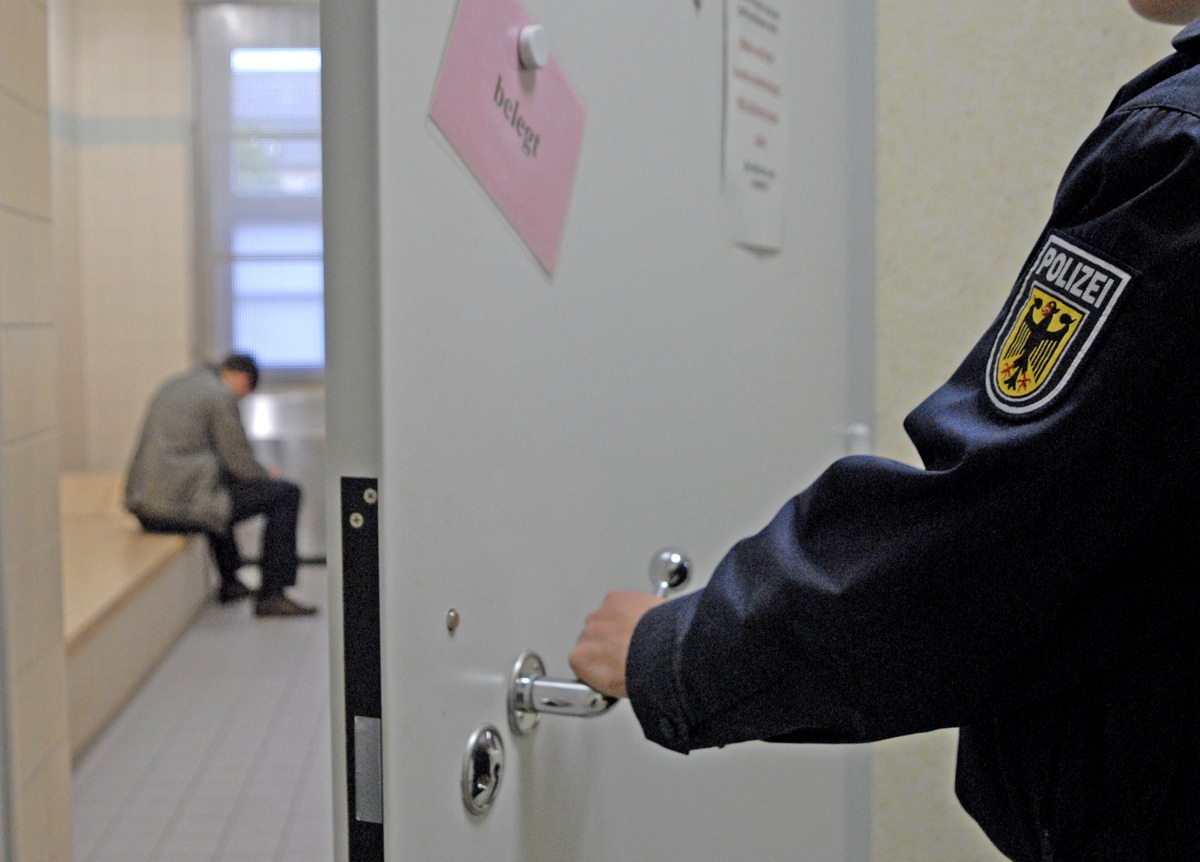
[627,85,1200,755]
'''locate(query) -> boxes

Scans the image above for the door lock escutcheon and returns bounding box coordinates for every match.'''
[508,549,691,736]
[461,724,505,816]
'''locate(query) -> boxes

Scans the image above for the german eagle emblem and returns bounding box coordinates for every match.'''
[986,235,1131,416]
[997,291,1079,395]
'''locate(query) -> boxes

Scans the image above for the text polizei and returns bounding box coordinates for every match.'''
[1031,242,1117,308]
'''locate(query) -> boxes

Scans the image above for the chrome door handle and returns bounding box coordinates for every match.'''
[649,547,691,597]
[509,650,616,736]
[508,549,691,736]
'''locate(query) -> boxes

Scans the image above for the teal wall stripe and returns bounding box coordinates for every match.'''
[50,108,188,146]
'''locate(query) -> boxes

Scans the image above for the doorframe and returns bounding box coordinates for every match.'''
[320,0,383,857]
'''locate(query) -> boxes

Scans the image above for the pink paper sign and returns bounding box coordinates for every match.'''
[430,0,586,274]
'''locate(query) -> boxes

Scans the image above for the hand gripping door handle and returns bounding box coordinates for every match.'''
[507,549,691,736]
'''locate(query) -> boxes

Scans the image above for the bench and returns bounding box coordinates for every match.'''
[60,472,210,761]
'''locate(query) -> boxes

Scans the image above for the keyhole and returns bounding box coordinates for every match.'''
[473,760,501,802]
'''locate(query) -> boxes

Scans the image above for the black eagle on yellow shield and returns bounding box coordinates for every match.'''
[996,288,1082,397]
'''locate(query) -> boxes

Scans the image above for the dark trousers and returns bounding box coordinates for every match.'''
[139,478,301,598]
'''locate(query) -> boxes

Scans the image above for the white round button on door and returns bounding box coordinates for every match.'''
[518,25,550,69]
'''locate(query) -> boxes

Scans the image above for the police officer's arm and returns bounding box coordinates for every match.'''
[582,92,1200,755]
[209,393,270,482]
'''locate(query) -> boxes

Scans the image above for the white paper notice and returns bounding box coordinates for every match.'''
[724,0,786,251]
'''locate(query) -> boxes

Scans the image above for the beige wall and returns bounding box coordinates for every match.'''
[0,0,73,856]
[871,3,1175,859]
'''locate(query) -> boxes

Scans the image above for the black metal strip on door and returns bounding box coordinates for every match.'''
[342,477,384,861]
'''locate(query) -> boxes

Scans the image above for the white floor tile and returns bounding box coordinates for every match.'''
[72,566,333,862]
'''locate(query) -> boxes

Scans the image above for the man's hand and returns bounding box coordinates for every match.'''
[570,591,666,698]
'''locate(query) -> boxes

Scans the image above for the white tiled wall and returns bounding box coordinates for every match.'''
[1,0,73,855]
[77,144,192,469]
[73,1,187,116]
[0,0,192,857]
[59,0,192,474]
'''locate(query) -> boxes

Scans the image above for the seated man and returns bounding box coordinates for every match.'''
[124,353,317,617]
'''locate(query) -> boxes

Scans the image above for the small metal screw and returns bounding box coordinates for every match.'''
[446,609,461,632]
[364,488,378,505]
[349,512,365,529]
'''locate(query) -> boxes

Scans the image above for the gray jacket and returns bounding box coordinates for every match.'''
[124,365,268,532]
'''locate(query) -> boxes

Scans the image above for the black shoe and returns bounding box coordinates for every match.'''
[254,594,318,617]
[218,580,254,604]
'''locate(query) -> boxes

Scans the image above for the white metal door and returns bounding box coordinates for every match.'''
[323,1,875,859]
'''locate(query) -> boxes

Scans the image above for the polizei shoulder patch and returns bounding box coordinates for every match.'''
[986,234,1132,417]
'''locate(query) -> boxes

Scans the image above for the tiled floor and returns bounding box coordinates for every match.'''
[71,566,335,862]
